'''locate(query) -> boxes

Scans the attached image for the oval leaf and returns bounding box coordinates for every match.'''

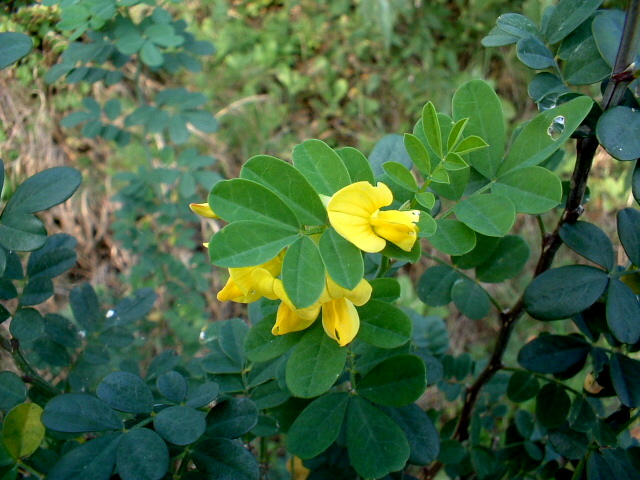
[2,403,44,459]
[43,393,124,433]
[116,429,168,480]
[96,371,154,414]
[454,194,516,237]
[357,354,426,407]
[282,235,325,309]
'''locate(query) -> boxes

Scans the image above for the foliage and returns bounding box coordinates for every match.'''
[0,1,640,480]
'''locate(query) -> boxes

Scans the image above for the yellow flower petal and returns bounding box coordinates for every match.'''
[325,277,372,306]
[272,302,319,336]
[217,278,255,303]
[189,202,218,219]
[321,298,360,347]
[370,209,420,251]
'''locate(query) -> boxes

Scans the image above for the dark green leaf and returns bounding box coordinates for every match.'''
[610,353,640,407]
[186,382,219,408]
[287,392,349,459]
[3,167,81,215]
[451,279,491,320]
[357,354,426,407]
[0,279,18,301]
[346,396,409,479]
[548,425,588,460]
[116,429,168,480]
[240,155,327,225]
[369,134,413,177]
[545,0,603,44]
[564,36,611,85]
[560,221,614,271]
[592,9,625,67]
[516,37,556,69]
[156,371,188,403]
[96,371,154,414]
[496,13,542,39]
[106,288,156,326]
[428,219,476,256]
[370,278,401,303]
[282,235,325,309]
[154,406,206,445]
[597,107,640,161]
[518,334,590,374]
[454,194,515,237]
[335,146,375,184]
[524,265,609,320]
[69,283,100,333]
[9,308,44,342]
[292,139,351,196]
[319,228,364,291]
[357,300,412,349]
[46,433,120,480]
[209,178,300,229]
[0,33,32,70]
[507,371,540,402]
[205,398,258,438]
[19,277,54,306]
[26,234,77,279]
[218,318,249,369]
[536,383,570,428]
[285,324,347,398]
[384,404,439,465]
[475,235,530,283]
[383,161,418,192]
[481,26,519,47]
[250,379,290,409]
[493,166,562,214]
[606,279,640,344]
[451,234,500,269]
[0,213,47,251]
[208,221,298,268]
[0,372,26,410]
[43,393,123,432]
[244,314,302,363]
[417,265,462,306]
[192,438,259,480]
[569,396,596,432]
[617,208,640,265]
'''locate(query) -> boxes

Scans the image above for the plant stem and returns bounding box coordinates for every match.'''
[1,336,59,400]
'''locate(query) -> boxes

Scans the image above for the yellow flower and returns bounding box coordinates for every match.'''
[256,270,372,347]
[327,181,420,253]
[189,202,218,219]
[217,253,284,303]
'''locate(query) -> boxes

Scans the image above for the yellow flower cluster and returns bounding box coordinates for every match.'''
[192,181,419,346]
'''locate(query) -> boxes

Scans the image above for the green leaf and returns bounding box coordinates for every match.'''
[282,235,325,309]
[569,396,596,432]
[201,343,244,374]
[292,139,351,196]
[475,235,530,283]
[156,371,187,403]
[452,80,505,179]
[516,37,556,69]
[209,178,300,229]
[417,265,462,306]
[319,228,363,291]
[26,234,77,279]
[43,393,124,433]
[415,191,436,211]
[116,429,168,480]
[107,288,157,327]
[606,279,640,344]
[528,72,568,102]
[493,166,562,214]
[384,404,439,465]
[545,0,603,44]
[205,398,258,438]
[285,324,347,398]
[507,371,540,402]
[610,353,640,407]
[451,279,491,320]
[592,10,625,67]
[0,33,32,70]
[20,276,54,306]
[518,334,590,374]
[335,147,375,184]
[250,380,290,409]
[618,208,640,265]
[219,318,249,368]
[383,161,418,192]
[46,433,120,480]
[403,133,431,176]
[9,308,44,342]
[3,166,81,215]
[559,221,614,271]
[524,265,609,320]
[536,383,570,428]
[596,107,640,161]
[115,32,145,54]
[428,219,476,256]
[241,155,327,225]
[287,392,349,459]
[446,118,468,152]
[453,136,488,155]
[369,278,401,303]
[2,403,44,459]
[245,314,302,362]
[496,13,542,39]
[357,300,412,348]
[208,221,298,268]
[451,234,500,269]
[192,438,259,480]
[154,406,206,445]
[69,283,100,333]
[0,213,47,251]
[548,425,588,460]
[0,372,26,411]
[96,371,154,414]
[454,194,515,237]
[369,134,413,177]
[564,36,611,85]
[422,102,443,158]
[481,26,519,47]
[499,96,593,175]
[139,40,163,67]
[357,354,426,407]
[346,396,410,479]
[186,382,219,408]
